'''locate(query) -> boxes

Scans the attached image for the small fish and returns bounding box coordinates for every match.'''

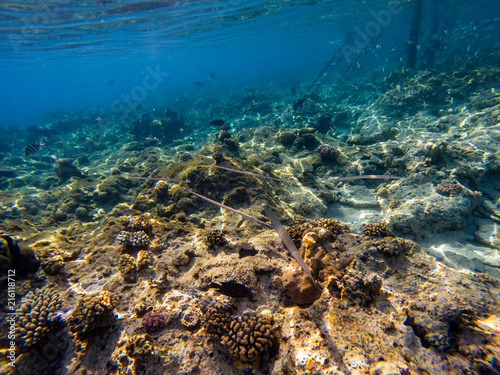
[209,164,281,181]
[210,119,225,126]
[293,98,304,111]
[24,140,44,158]
[125,176,190,184]
[49,155,58,163]
[108,80,116,85]
[96,117,103,124]
[209,281,252,298]
[116,207,141,216]
[208,72,217,80]
[291,88,297,95]
[194,81,204,87]
[136,103,143,110]
[331,175,405,182]
[186,189,272,228]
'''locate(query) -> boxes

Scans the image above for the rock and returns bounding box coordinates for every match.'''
[54,158,83,182]
[282,269,321,305]
[75,207,88,220]
[370,360,408,375]
[475,218,500,249]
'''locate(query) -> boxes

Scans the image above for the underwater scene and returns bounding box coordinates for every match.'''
[1,0,500,374]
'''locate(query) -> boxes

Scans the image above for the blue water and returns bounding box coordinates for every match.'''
[1,0,498,127]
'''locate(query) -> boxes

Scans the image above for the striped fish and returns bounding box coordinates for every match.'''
[24,140,44,157]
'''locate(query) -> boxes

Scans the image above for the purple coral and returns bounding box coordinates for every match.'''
[142,312,167,333]
[315,144,339,161]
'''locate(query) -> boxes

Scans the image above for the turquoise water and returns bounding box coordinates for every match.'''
[0,0,497,126]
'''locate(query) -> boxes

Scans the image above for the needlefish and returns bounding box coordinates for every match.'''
[258,199,322,292]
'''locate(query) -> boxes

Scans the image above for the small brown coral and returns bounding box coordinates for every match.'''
[328,271,382,307]
[136,250,153,270]
[362,220,393,238]
[276,131,297,145]
[155,180,170,202]
[205,307,275,362]
[68,291,120,336]
[203,229,227,248]
[119,254,137,283]
[123,216,152,235]
[116,230,150,248]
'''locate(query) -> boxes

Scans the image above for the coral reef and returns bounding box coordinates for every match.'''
[68,291,120,336]
[204,306,275,362]
[16,288,63,350]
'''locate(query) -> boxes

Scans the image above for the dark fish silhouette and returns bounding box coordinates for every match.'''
[194,81,204,87]
[108,80,116,85]
[293,98,304,111]
[208,72,217,80]
[291,88,297,95]
[209,281,252,298]
[1,235,40,277]
[24,140,44,157]
[210,119,225,126]
[136,103,143,110]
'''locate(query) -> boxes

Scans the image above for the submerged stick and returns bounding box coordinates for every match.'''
[208,164,281,181]
[124,176,190,184]
[331,175,404,182]
[186,190,272,228]
[258,199,322,292]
